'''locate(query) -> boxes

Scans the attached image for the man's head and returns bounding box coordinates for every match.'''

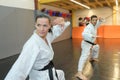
[91,15,98,26]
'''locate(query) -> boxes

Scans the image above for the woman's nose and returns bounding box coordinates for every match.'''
[40,26,44,30]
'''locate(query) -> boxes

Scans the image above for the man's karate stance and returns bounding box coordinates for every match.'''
[4,13,70,80]
[75,15,104,80]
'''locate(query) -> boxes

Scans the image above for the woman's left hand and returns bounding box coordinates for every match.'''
[52,17,65,27]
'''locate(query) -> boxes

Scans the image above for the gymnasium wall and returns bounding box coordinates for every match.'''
[0,0,35,59]
[72,25,120,38]
[0,7,34,59]
[72,6,120,39]
[0,1,72,59]
[74,7,120,26]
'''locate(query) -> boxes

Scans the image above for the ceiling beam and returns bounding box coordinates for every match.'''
[70,0,90,9]
[45,3,71,10]
[62,0,84,10]
[83,0,96,8]
[55,2,75,10]
[105,0,111,7]
[38,0,60,4]
[95,0,103,7]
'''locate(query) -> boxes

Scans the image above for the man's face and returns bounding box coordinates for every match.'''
[35,18,51,38]
[91,17,98,26]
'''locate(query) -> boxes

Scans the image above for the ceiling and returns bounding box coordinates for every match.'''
[39,0,120,10]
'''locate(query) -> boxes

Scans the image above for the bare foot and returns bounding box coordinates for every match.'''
[75,71,88,80]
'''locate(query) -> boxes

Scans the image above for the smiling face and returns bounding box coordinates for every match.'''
[91,17,97,26]
[35,17,51,39]
[91,15,98,26]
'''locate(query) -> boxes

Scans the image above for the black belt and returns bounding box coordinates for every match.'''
[84,40,96,45]
[38,61,59,80]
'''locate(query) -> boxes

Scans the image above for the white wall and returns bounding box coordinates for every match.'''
[0,0,35,59]
[0,0,34,10]
[75,7,114,26]
[116,6,120,25]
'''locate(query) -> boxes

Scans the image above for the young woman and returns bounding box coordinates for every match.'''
[4,13,70,80]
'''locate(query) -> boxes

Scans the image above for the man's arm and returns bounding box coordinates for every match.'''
[95,17,104,28]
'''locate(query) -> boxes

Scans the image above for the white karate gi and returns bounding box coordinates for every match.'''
[4,21,70,80]
[78,20,102,71]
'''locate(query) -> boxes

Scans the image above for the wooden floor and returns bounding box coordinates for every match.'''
[53,38,120,80]
[0,38,120,80]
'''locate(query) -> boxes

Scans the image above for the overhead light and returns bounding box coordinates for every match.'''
[115,0,119,11]
[115,0,118,6]
[70,0,90,9]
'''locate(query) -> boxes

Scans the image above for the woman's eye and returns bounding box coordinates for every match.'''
[43,25,47,27]
[37,24,40,26]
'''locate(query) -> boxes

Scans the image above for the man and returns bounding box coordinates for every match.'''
[75,15,104,80]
